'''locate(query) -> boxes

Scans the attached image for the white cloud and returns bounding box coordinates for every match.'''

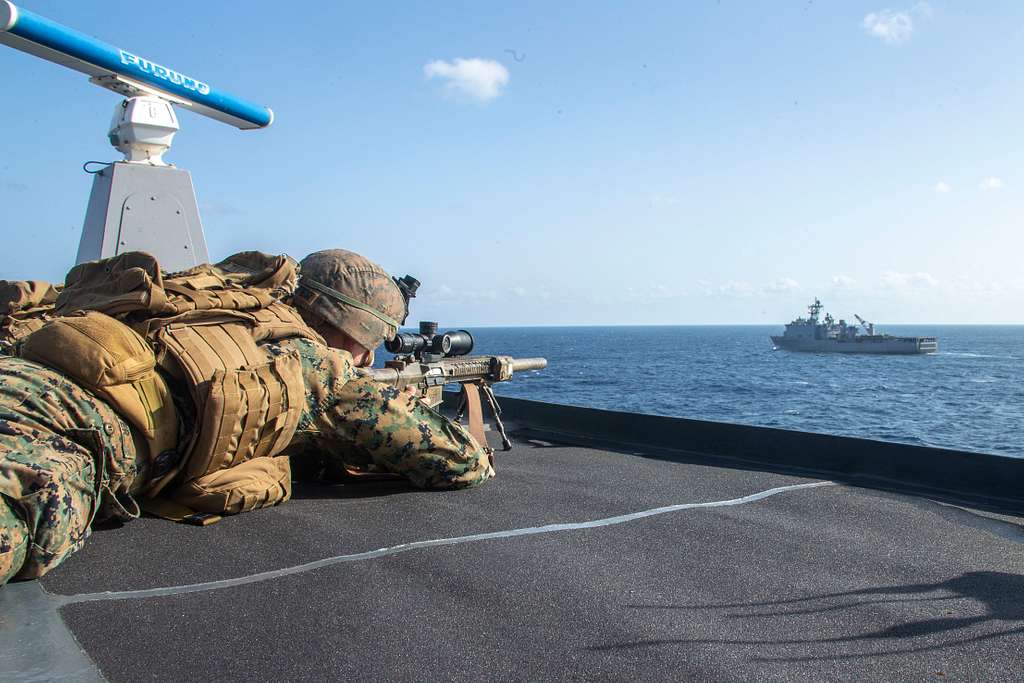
[881,270,939,288]
[647,283,680,299]
[719,280,755,297]
[949,275,1020,295]
[423,58,509,102]
[509,286,527,297]
[468,289,499,301]
[933,180,951,193]
[863,9,914,44]
[618,282,685,303]
[831,274,856,289]
[862,3,931,45]
[765,277,800,293]
[979,177,1004,191]
[699,279,801,298]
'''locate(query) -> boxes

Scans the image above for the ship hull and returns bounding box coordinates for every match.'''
[771,336,938,354]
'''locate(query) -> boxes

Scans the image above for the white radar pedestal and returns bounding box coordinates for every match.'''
[76,88,209,272]
[2,1,274,272]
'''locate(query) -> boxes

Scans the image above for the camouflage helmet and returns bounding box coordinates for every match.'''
[294,249,411,350]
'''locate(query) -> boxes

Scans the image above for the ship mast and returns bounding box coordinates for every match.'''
[807,298,823,321]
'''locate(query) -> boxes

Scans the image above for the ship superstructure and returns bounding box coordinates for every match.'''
[771,299,938,354]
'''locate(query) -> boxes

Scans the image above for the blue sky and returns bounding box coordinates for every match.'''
[1,1,1021,325]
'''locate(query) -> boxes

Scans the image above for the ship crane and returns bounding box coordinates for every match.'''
[854,314,874,336]
[0,1,273,271]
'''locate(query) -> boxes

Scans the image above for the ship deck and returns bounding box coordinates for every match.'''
[2,398,1023,681]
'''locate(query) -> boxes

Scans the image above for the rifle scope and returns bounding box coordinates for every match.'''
[386,321,474,358]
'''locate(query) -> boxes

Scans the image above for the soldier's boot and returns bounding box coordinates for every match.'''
[0,498,29,585]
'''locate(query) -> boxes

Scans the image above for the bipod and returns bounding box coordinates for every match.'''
[455,381,513,452]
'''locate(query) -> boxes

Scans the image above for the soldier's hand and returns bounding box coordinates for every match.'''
[401,385,424,405]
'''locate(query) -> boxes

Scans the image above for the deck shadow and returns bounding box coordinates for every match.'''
[590,571,1024,662]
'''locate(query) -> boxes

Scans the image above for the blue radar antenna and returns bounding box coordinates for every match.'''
[0,1,274,271]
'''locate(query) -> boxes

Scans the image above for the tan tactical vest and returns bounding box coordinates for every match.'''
[22,251,323,522]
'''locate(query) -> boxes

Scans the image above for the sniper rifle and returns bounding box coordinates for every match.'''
[362,321,547,451]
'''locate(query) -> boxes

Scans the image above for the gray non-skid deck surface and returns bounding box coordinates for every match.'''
[38,440,1024,681]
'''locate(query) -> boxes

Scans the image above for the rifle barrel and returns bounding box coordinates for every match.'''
[512,357,547,372]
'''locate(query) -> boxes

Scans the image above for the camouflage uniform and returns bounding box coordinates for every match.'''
[0,336,490,585]
[283,337,493,489]
[0,357,144,585]
[0,248,491,585]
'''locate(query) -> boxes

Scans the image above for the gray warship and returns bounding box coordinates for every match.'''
[2,5,1022,682]
[771,299,938,354]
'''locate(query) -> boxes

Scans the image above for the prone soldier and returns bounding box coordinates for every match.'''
[0,248,497,585]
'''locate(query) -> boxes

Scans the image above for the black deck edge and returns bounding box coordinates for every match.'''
[456,395,1024,515]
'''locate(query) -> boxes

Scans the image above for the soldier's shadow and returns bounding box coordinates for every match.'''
[287,453,419,500]
[289,478,416,500]
[91,475,423,529]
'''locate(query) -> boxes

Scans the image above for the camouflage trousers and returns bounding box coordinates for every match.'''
[0,357,141,585]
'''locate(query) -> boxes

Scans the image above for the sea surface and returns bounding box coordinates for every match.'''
[454,325,1024,458]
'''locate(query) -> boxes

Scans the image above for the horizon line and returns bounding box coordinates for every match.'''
[406,322,1024,329]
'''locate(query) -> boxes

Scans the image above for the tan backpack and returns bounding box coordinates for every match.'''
[19,310,179,520]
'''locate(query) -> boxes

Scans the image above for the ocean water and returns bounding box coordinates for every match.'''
[455,325,1024,458]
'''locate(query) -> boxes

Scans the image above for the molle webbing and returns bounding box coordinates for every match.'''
[162,280,275,315]
[157,321,305,483]
[248,302,321,344]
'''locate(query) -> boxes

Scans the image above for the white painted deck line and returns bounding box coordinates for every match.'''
[66,480,836,603]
